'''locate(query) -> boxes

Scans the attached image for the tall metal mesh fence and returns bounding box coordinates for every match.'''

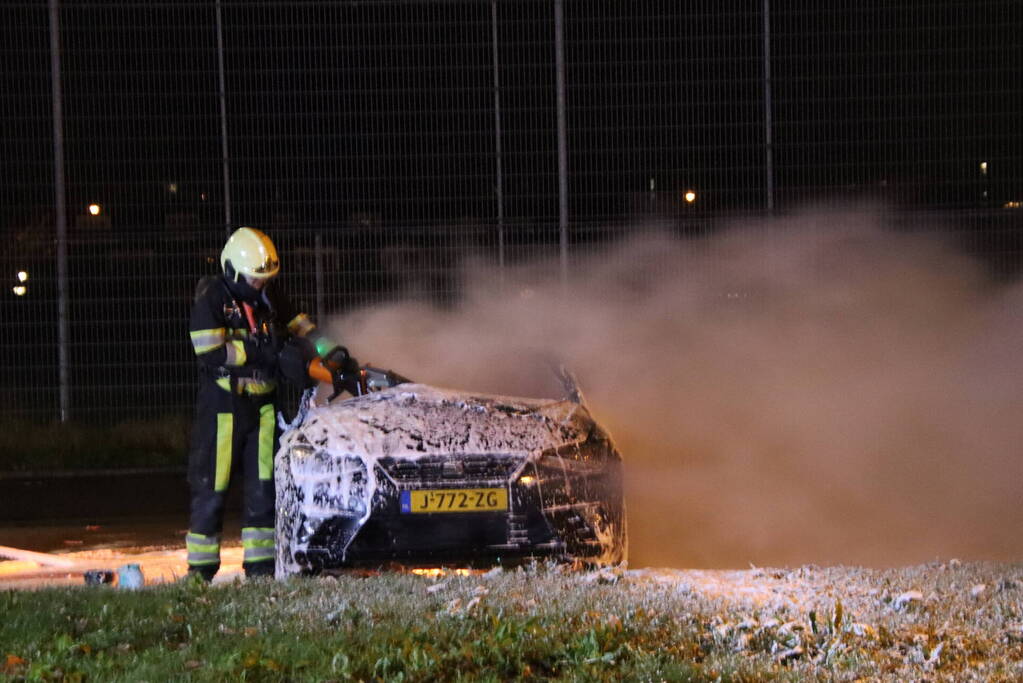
[2,1,1021,423]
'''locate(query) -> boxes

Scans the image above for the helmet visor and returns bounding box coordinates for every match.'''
[251,255,279,276]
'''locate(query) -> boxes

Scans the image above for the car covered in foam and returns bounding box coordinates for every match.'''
[274,382,626,576]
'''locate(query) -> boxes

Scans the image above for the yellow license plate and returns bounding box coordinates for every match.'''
[400,488,508,514]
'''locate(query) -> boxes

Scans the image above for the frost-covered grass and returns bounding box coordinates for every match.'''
[2,562,1022,681]
[0,417,188,472]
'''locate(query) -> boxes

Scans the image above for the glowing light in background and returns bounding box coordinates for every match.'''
[13,269,29,296]
[684,190,697,203]
[88,203,101,216]
[410,568,472,577]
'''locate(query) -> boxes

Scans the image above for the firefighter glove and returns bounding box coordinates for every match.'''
[278,338,317,388]
[325,346,360,378]
[341,353,360,379]
[322,345,349,367]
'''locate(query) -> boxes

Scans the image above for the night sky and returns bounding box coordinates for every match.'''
[3,0,1022,234]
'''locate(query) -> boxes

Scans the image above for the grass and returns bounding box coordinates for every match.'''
[3,562,1021,681]
[0,568,807,682]
[0,417,189,473]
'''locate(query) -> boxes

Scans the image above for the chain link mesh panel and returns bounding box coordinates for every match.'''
[2,0,1022,422]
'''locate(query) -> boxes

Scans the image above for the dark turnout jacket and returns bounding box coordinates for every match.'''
[188,275,326,396]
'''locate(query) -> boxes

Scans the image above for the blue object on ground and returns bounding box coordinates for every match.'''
[117,563,144,589]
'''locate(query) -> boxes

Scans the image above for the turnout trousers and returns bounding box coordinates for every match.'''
[186,377,278,579]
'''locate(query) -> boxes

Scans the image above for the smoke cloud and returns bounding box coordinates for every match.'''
[327,206,1023,568]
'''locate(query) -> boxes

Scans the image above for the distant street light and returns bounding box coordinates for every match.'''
[17,271,28,283]
[980,161,989,175]
[13,286,27,296]
[88,203,101,216]
[684,190,697,203]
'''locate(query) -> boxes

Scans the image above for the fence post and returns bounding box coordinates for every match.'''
[315,232,324,321]
[215,0,232,235]
[762,0,775,214]
[491,0,505,274]
[554,0,568,285]
[48,0,69,422]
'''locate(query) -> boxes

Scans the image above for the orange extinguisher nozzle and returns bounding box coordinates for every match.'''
[308,357,333,384]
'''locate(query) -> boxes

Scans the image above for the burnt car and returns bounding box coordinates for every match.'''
[274,377,626,576]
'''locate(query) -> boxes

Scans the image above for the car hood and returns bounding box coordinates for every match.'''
[279,383,596,462]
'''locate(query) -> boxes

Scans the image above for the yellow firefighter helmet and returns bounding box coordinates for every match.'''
[221,227,280,281]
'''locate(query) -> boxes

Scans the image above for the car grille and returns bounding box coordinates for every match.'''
[378,455,522,483]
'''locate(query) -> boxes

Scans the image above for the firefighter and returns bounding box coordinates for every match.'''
[186,226,356,581]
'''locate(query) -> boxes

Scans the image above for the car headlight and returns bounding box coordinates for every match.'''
[288,447,370,519]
